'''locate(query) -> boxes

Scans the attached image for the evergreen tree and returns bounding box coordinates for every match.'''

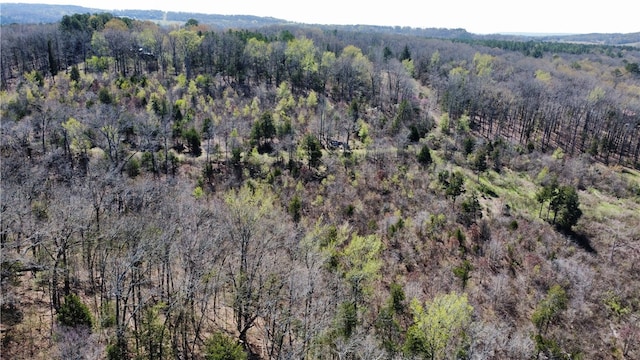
[400,44,411,61]
[444,171,466,203]
[184,127,202,157]
[417,144,433,166]
[205,332,247,360]
[302,133,322,169]
[553,185,583,231]
[70,65,80,83]
[57,294,93,329]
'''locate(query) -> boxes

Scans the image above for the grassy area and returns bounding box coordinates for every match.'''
[583,187,640,222]
[472,169,540,219]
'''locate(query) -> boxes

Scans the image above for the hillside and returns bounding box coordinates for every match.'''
[0,3,288,29]
[1,12,640,360]
[3,3,640,45]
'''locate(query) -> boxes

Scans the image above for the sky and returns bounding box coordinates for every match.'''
[6,0,640,34]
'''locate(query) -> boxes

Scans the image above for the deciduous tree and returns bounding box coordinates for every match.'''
[404,292,473,359]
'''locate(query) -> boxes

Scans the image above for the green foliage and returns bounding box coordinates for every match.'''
[460,192,482,225]
[536,176,558,215]
[439,170,466,202]
[341,233,383,303]
[552,147,565,160]
[31,200,49,221]
[98,87,113,104]
[462,136,475,155]
[192,186,205,200]
[5,95,30,120]
[202,117,213,137]
[625,62,640,75]
[603,291,630,320]
[288,195,302,223]
[1,261,23,288]
[336,301,358,339]
[99,301,116,328]
[383,46,393,61]
[62,117,91,154]
[388,217,404,237]
[184,127,202,157]
[400,44,412,61]
[533,334,571,360]
[393,99,415,132]
[357,119,372,146]
[452,260,473,289]
[70,65,80,83]
[279,29,295,42]
[125,157,140,177]
[389,282,406,314]
[107,341,127,360]
[473,52,494,77]
[140,152,157,173]
[417,144,433,166]
[472,147,488,174]
[87,56,110,72]
[185,18,199,27]
[538,176,582,230]
[251,111,276,147]
[375,282,406,355]
[404,292,473,359]
[552,185,583,231]
[457,115,470,135]
[508,220,519,231]
[375,305,402,355]
[277,116,293,138]
[25,70,44,87]
[302,133,322,169]
[532,284,567,335]
[285,36,318,87]
[57,293,93,329]
[150,94,169,117]
[172,102,184,122]
[343,203,355,217]
[138,304,170,359]
[204,332,247,360]
[408,125,422,142]
[231,147,242,165]
[478,182,498,198]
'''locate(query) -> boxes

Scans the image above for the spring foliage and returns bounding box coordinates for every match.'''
[404,292,473,359]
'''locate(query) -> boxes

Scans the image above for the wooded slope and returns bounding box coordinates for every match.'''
[1,13,640,360]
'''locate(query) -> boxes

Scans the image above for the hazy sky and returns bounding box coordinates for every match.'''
[7,0,640,34]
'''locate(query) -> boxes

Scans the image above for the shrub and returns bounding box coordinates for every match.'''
[98,87,113,104]
[125,157,140,178]
[508,220,519,231]
[57,294,93,329]
[204,332,247,360]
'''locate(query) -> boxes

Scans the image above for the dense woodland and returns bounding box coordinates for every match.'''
[1,12,640,360]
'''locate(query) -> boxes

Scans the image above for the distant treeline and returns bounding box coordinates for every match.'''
[453,38,637,57]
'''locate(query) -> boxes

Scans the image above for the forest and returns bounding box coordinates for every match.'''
[1,11,640,360]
